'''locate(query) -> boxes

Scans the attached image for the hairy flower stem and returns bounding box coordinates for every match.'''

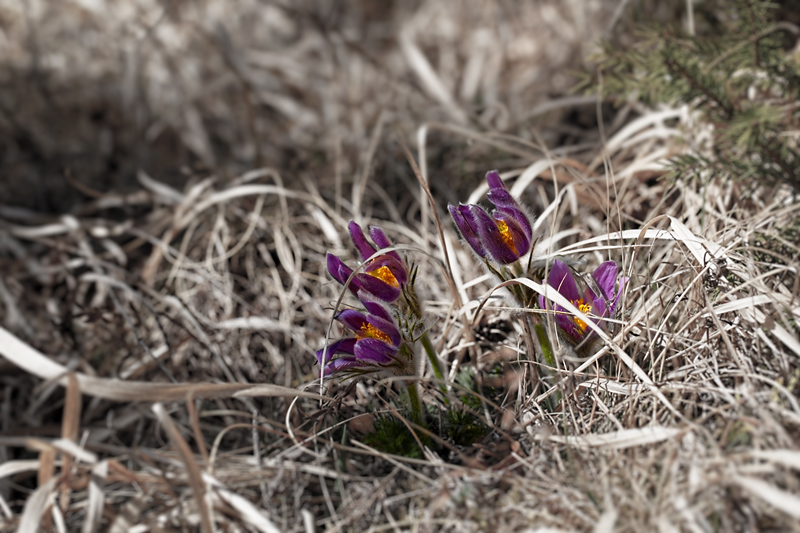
[533,319,556,368]
[405,381,424,428]
[530,315,561,409]
[511,261,524,279]
[420,331,449,402]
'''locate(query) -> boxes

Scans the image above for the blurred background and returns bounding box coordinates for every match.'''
[0,0,662,212]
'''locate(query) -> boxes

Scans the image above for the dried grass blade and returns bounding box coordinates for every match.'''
[399,28,468,125]
[732,476,800,518]
[206,474,281,533]
[215,317,289,331]
[668,216,725,264]
[593,504,618,533]
[45,439,98,465]
[137,170,185,204]
[152,403,213,533]
[36,448,55,495]
[82,460,108,533]
[0,460,44,480]
[35,427,56,533]
[711,295,773,315]
[544,427,681,449]
[0,325,329,402]
[18,477,58,533]
[750,450,800,471]
[60,373,82,512]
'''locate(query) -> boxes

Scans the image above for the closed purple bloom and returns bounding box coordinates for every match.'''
[449,170,533,265]
[470,205,523,265]
[315,293,409,377]
[326,221,408,303]
[448,204,488,260]
[326,253,402,303]
[539,260,628,345]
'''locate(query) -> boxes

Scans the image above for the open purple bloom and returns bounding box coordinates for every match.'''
[448,170,533,265]
[315,293,409,377]
[326,221,408,303]
[539,260,628,345]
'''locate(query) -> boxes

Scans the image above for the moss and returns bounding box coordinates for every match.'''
[362,414,424,459]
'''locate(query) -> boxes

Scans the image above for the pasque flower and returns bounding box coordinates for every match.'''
[315,292,412,377]
[449,170,533,265]
[539,260,627,345]
[327,221,409,303]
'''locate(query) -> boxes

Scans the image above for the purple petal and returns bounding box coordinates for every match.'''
[348,221,376,261]
[328,256,378,297]
[354,338,397,365]
[369,226,402,262]
[354,273,401,302]
[493,212,531,258]
[365,255,408,286]
[470,206,519,264]
[366,315,402,346]
[539,291,586,343]
[327,253,351,285]
[486,187,518,208]
[485,171,533,245]
[547,260,580,301]
[608,276,628,317]
[358,291,393,322]
[336,309,369,332]
[485,170,506,191]
[324,356,363,376]
[590,294,608,321]
[315,338,357,365]
[554,306,585,342]
[592,261,619,301]
[492,201,532,244]
[449,204,488,259]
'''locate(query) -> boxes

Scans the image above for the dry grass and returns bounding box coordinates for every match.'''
[1,1,800,532]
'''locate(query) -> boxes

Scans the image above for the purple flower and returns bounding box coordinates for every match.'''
[315,293,410,377]
[539,260,628,344]
[326,221,408,303]
[448,170,533,265]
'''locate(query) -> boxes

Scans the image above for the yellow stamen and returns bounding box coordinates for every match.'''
[367,265,400,288]
[573,299,591,333]
[357,323,392,344]
[496,220,518,254]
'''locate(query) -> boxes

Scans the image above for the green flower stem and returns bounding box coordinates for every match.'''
[533,318,556,368]
[511,261,525,279]
[406,381,424,428]
[531,315,562,410]
[420,331,448,397]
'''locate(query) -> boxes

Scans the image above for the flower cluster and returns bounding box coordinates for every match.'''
[316,292,412,377]
[310,168,631,443]
[319,221,420,379]
[448,170,533,265]
[316,170,630,382]
[447,170,628,357]
[539,260,628,346]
